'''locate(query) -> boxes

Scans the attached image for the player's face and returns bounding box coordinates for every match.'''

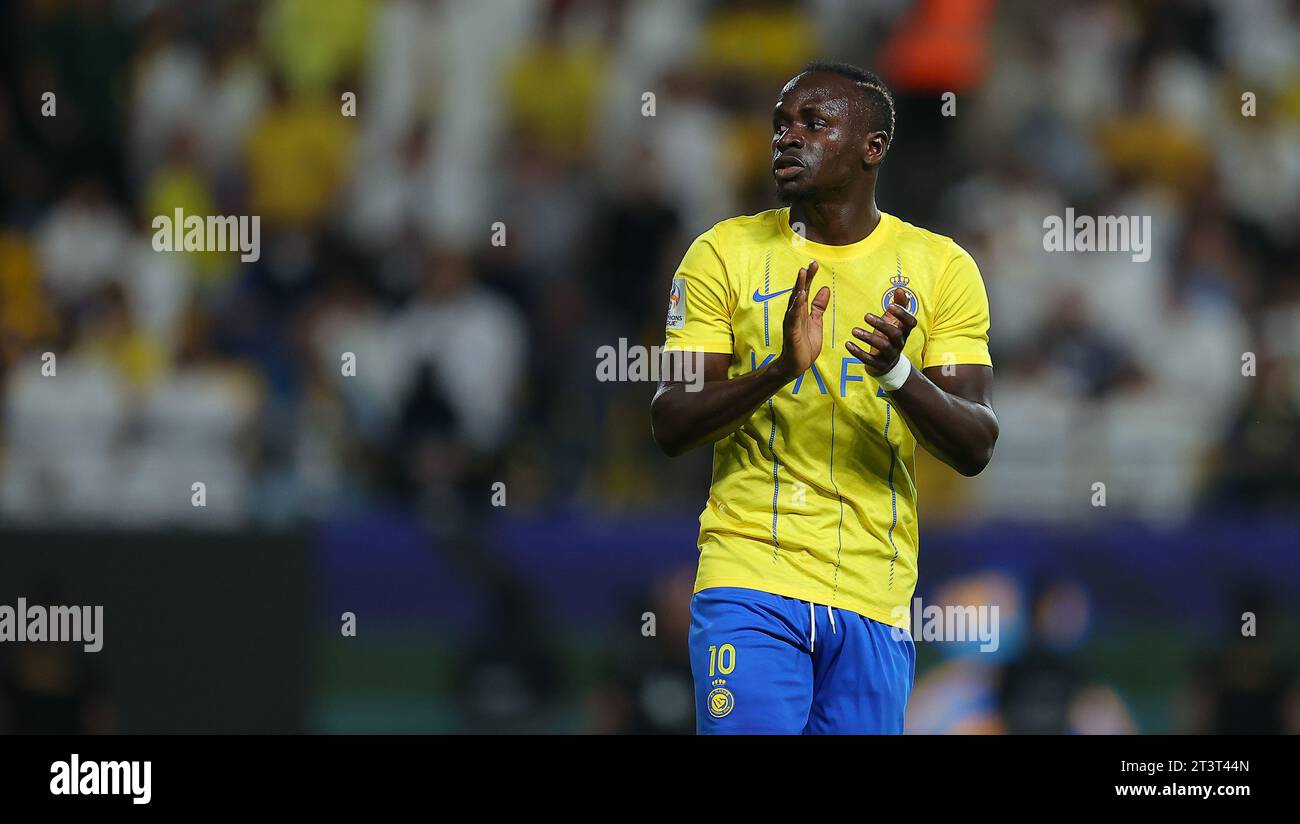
[772,72,866,201]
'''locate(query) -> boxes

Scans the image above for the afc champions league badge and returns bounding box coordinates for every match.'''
[666,276,686,329]
[882,271,918,315]
[707,680,735,719]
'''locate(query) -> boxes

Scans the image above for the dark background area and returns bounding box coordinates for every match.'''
[0,531,310,733]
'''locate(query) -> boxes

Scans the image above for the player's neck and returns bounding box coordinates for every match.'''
[788,198,881,246]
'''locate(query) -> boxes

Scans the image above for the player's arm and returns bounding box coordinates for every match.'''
[847,288,999,477]
[652,262,828,457]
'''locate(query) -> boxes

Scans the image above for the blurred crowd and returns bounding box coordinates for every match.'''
[1,0,1299,530]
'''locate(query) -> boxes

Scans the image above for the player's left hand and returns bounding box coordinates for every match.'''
[846,287,917,376]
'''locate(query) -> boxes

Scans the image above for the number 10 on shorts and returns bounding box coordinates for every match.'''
[708,644,736,676]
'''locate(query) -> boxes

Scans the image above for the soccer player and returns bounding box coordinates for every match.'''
[651,63,998,734]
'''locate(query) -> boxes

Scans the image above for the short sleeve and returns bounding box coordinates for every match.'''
[663,228,734,354]
[921,243,992,370]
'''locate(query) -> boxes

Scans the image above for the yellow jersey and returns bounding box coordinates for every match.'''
[663,207,992,630]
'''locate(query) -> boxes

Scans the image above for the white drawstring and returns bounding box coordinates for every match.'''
[809,601,816,652]
[809,603,838,652]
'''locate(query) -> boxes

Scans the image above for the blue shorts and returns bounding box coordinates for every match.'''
[689,587,915,734]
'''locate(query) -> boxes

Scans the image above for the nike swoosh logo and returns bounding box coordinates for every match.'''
[752,287,794,302]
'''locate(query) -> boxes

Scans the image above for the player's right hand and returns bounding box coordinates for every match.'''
[775,260,830,383]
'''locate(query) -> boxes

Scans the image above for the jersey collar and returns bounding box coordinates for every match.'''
[778,207,896,261]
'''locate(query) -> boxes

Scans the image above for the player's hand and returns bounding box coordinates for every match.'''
[847,287,917,375]
[774,261,830,383]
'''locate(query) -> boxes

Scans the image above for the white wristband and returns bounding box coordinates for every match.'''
[876,353,913,392]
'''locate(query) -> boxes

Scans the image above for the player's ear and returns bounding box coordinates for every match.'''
[864,130,889,168]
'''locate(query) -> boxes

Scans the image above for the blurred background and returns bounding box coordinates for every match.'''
[1,0,1298,734]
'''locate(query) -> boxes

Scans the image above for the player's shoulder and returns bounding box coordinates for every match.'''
[888,213,972,264]
[698,208,787,250]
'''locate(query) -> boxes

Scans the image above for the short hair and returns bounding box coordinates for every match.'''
[799,61,896,143]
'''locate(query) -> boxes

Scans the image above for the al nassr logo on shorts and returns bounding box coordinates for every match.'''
[707,679,734,718]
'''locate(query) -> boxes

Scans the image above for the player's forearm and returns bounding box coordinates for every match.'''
[651,360,794,457]
[886,368,998,476]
